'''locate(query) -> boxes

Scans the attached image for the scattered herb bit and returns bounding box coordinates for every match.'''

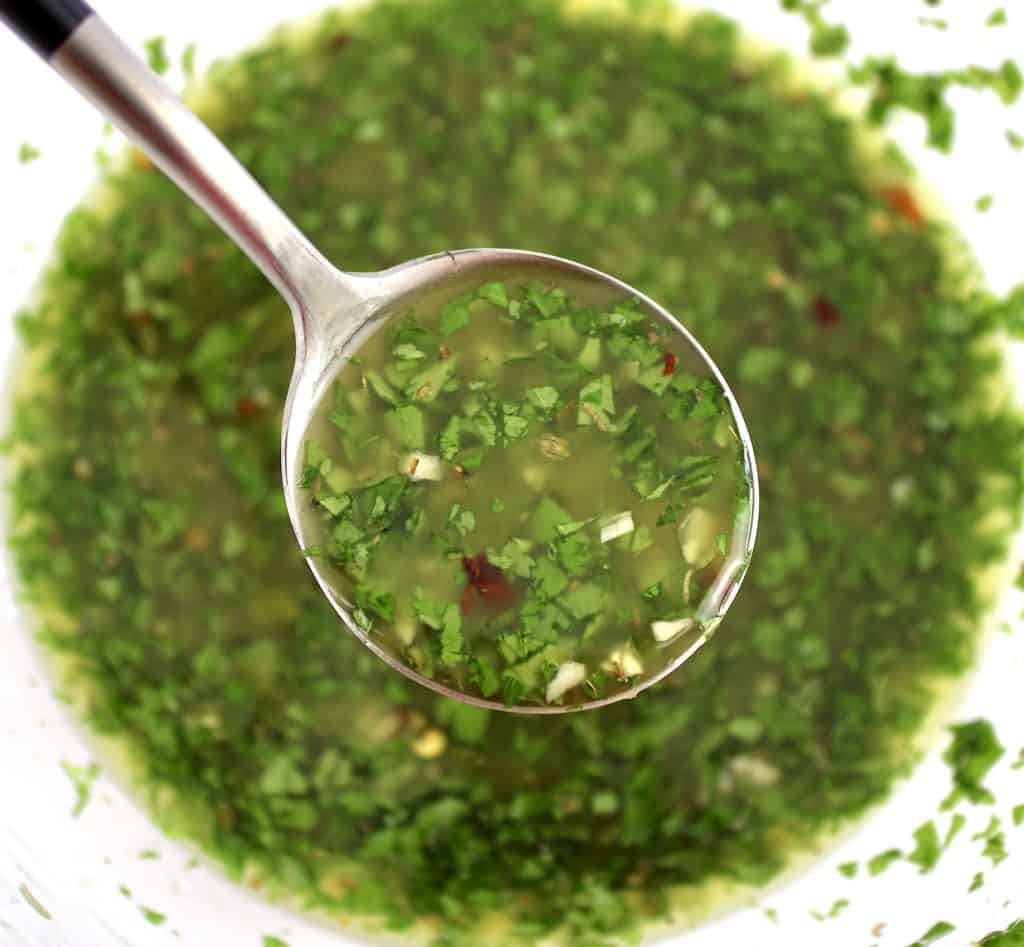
[942,812,966,850]
[18,883,51,920]
[811,898,850,921]
[837,861,858,879]
[141,907,167,926]
[17,142,41,164]
[60,760,100,818]
[907,820,941,873]
[262,937,291,947]
[181,42,197,79]
[911,921,956,946]
[942,719,1004,808]
[987,8,1008,27]
[782,0,1024,154]
[867,848,903,876]
[976,194,994,213]
[980,920,1024,945]
[143,36,170,75]
[969,871,985,893]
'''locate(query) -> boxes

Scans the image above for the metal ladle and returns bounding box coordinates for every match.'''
[1,0,759,713]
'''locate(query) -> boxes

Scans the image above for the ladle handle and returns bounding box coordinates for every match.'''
[0,0,89,56]
[0,0,343,349]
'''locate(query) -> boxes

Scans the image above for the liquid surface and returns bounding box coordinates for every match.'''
[300,280,751,707]
[6,1,1024,945]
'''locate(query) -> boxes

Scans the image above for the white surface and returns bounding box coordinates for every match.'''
[1,2,1023,946]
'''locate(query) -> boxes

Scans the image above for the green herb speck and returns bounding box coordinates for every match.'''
[61,760,100,818]
[17,142,41,164]
[143,36,170,75]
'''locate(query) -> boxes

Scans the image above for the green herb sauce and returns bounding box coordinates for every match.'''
[300,280,751,707]
[6,0,1024,944]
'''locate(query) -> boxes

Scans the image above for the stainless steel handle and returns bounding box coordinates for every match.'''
[52,16,346,348]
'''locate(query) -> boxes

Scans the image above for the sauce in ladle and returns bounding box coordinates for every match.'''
[297,279,756,710]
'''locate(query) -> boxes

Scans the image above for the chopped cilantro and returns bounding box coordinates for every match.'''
[477,282,509,308]
[811,897,849,921]
[181,42,198,78]
[577,374,615,429]
[867,848,902,876]
[942,812,966,849]
[393,343,426,361]
[564,583,605,619]
[390,404,425,449]
[143,36,170,75]
[942,719,1004,807]
[447,503,476,536]
[61,760,100,818]
[141,907,167,926]
[439,297,471,336]
[911,921,955,946]
[907,820,940,872]
[17,142,41,164]
[532,558,568,599]
[405,356,456,402]
[531,496,573,542]
[468,656,500,697]
[526,385,560,413]
[438,604,464,666]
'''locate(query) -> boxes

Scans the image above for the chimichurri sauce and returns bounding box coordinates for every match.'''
[300,281,751,708]
[6,1,1024,944]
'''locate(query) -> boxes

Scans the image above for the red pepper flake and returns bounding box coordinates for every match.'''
[460,584,475,616]
[812,295,842,330]
[882,186,925,227]
[236,396,263,419]
[461,553,517,612]
[662,352,677,376]
[328,33,352,51]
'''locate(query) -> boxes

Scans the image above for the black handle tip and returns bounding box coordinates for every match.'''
[0,0,93,59]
